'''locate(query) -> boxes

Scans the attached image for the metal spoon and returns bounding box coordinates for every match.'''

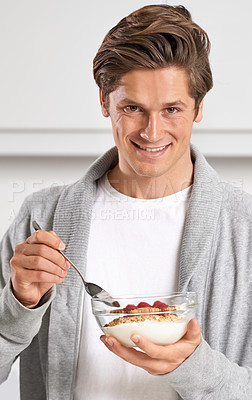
[32,221,120,307]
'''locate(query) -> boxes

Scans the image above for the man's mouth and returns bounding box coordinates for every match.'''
[133,142,170,152]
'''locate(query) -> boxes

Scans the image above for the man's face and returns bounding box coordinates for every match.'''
[100,67,203,188]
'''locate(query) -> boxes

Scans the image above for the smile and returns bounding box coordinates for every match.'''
[134,143,169,152]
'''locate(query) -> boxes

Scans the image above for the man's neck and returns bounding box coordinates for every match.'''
[107,164,194,199]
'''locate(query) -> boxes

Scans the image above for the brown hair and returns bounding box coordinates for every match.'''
[93,4,213,112]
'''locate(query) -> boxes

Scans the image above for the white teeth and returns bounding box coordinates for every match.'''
[137,144,167,152]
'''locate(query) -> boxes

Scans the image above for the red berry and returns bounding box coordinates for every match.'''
[137,302,151,308]
[153,301,167,311]
[124,304,137,313]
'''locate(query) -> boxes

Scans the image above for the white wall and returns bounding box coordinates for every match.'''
[1,0,252,130]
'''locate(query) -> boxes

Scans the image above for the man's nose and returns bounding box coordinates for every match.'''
[140,113,165,142]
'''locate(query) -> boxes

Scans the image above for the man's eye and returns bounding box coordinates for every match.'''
[124,105,140,112]
[166,107,177,114]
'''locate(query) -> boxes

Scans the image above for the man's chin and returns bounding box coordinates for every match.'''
[131,164,170,180]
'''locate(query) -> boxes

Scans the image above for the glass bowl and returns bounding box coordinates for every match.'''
[91,292,197,347]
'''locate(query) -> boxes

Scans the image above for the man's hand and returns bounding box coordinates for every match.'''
[100,318,201,375]
[10,229,70,308]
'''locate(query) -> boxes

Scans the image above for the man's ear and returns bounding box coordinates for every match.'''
[99,88,109,117]
[194,99,204,123]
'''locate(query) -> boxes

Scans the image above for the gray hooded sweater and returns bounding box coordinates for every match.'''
[0,145,251,400]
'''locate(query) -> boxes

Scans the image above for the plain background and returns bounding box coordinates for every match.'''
[0,0,252,398]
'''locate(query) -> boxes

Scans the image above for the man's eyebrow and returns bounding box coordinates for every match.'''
[162,100,188,108]
[117,98,188,108]
[118,97,142,106]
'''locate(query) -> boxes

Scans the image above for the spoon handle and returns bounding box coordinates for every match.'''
[58,249,87,286]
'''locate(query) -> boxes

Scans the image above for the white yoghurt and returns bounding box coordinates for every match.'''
[103,319,188,347]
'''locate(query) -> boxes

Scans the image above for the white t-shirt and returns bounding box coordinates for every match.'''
[74,173,191,400]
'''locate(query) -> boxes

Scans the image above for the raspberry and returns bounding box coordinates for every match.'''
[137,302,151,308]
[153,300,167,311]
[124,304,137,313]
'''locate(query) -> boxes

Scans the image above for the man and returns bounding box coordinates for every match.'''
[0,4,251,400]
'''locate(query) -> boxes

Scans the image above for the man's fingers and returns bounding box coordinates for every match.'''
[13,265,66,284]
[25,229,65,250]
[10,229,68,308]
[100,335,150,365]
[16,243,70,271]
[49,230,58,237]
[12,255,68,280]
[130,335,168,360]
[12,230,70,283]
[100,335,170,375]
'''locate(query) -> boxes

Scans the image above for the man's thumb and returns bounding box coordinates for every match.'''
[186,318,201,341]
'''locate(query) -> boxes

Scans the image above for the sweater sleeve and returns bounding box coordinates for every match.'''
[165,338,252,400]
[0,198,55,383]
